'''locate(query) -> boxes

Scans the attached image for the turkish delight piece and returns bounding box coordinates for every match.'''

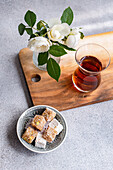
[49,118,63,135]
[22,126,38,144]
[35,133,46,149]
[31,115,46,131]
[42,126,57,143]
[42,108,56,121]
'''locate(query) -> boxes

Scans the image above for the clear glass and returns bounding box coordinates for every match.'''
[72,43,110,92]
[33,51,60,71]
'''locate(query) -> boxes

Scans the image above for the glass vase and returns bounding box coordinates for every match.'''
[33,51,60,71]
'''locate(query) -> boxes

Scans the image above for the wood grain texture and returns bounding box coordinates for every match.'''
[19,32,113,111]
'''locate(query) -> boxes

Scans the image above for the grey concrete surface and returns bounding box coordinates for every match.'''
[0,0,113,170]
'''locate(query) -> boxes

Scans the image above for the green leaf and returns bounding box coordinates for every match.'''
[29,34,36,39]
[79,31,84,39]
[47,58,61,81]
[61,7,73,25]
[24,10,36,27]
[37,20,49,31]
[29,32,40,39]
[39,28,47,36]
[37,20,49,30]
[35,32,40,36]
[49,45,67,57]
[38,52,48,65]
[18,23,25,35]
[25,28,33,35]
[41,20,49,28]
[57,42,76,51]
[37,21,45,30]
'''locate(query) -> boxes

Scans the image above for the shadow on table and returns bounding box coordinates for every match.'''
[7,113,39,156]
[7,55,39,155]
[14,54,33,107]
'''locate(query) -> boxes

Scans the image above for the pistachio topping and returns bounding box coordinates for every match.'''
[36,121,39,125]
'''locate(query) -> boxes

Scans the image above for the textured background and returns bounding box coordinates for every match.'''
[0,0,113,170]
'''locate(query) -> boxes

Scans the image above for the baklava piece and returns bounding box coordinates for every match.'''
[49,118,63,135]
[42,126,57,143]
[31,115,46,131]
[22,126,38,144]
[42,108,56,122]
[35,133,46,149]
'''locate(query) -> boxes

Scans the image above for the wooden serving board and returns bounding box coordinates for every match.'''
[19,32,113,111]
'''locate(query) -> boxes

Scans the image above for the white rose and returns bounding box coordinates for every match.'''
[70,28,80,35]
[28,37,52,53]
[48,18,61,28]
[66,28,80,48]
[66,34,80,48]
[48,23,70,42]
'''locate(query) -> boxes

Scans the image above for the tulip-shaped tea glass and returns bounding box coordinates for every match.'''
[72,43,110,92]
